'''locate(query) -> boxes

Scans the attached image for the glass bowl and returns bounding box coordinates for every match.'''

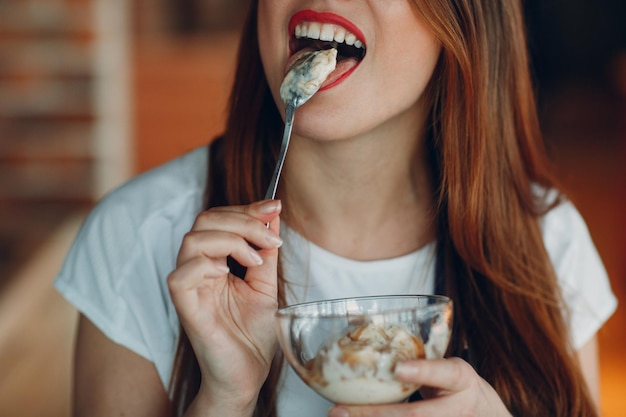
[275,295,453,405]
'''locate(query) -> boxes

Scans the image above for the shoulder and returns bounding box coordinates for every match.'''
[531,186,593,260]
[538,188,603,281]
[537,190,617,347]
[71,147,208,269]
[537,190,603,279]
[54,146,210,386]
[97,146,208,224]
[68,146,209,277]
[539,195,591,255]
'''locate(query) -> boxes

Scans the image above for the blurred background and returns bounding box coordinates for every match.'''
[0,0,624,415]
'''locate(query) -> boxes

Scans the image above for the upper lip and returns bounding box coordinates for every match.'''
[287,10,366,53]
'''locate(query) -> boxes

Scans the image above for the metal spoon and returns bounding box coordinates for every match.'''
[264,48,337,200]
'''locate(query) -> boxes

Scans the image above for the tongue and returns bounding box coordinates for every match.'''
[320,57,359,88]
[285,47,360,90]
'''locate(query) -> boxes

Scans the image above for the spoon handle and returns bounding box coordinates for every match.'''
[264,104,296,200]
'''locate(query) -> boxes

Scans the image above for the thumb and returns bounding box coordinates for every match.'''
[244,214,281,298]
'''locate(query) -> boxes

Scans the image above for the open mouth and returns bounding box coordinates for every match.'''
[290,22,366,62]
[287,18,367,89]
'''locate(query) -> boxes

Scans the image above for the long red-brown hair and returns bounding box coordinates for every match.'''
[169,0,597,416]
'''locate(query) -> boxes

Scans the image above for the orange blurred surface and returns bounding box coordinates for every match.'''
[133,33,239,173]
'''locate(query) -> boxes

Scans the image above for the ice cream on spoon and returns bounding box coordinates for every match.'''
[280,48,338,107]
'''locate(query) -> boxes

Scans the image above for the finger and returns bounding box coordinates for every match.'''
[243,214,281,296]
[188,200,283,253]
[328,402,425,417]
[179,229,276,269]
[167,256,229,307]
[404,394,469,417]
[395,357,474,393]
[267,211,280,241]
[328,395,465,417]
[190,213,282,252]
[202,199,283,229]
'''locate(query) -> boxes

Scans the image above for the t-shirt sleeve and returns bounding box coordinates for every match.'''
[54,186,182,388]
[541,200,618,349]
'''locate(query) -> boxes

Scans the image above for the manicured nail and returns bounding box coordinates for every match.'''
[215,262,230,274]
[248,248,264,265]
[266,233,283,248]
[259,199,282,214]
[328,407,349,417]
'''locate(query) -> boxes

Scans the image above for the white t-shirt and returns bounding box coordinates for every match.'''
[55,146,617,416]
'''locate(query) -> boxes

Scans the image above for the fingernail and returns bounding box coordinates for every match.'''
[328,407,349,417]
[395,362,419,379]
[248,248,264,266]
[215,263,230,274]
[266,233,283,248]
[259,199,282,214]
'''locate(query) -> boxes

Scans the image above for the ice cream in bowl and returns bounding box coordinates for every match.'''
[275,295,453,405]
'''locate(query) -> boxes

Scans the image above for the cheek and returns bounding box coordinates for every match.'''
[382,45,440,102]
[373,3,441,85]
[374,24,441,108]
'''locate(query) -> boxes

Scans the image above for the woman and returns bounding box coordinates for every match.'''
[55,0,617,416]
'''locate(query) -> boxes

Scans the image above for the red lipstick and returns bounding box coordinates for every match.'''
[288,10,366,45]
[286,10,366,92]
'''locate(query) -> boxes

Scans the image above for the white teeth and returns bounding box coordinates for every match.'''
[307,22,321,40]
[320,25,334,42]
[334,29,345,43]
[344,32,356,46]
[294,22,365,49]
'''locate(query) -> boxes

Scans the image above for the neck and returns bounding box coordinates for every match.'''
[279,130,435,261]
